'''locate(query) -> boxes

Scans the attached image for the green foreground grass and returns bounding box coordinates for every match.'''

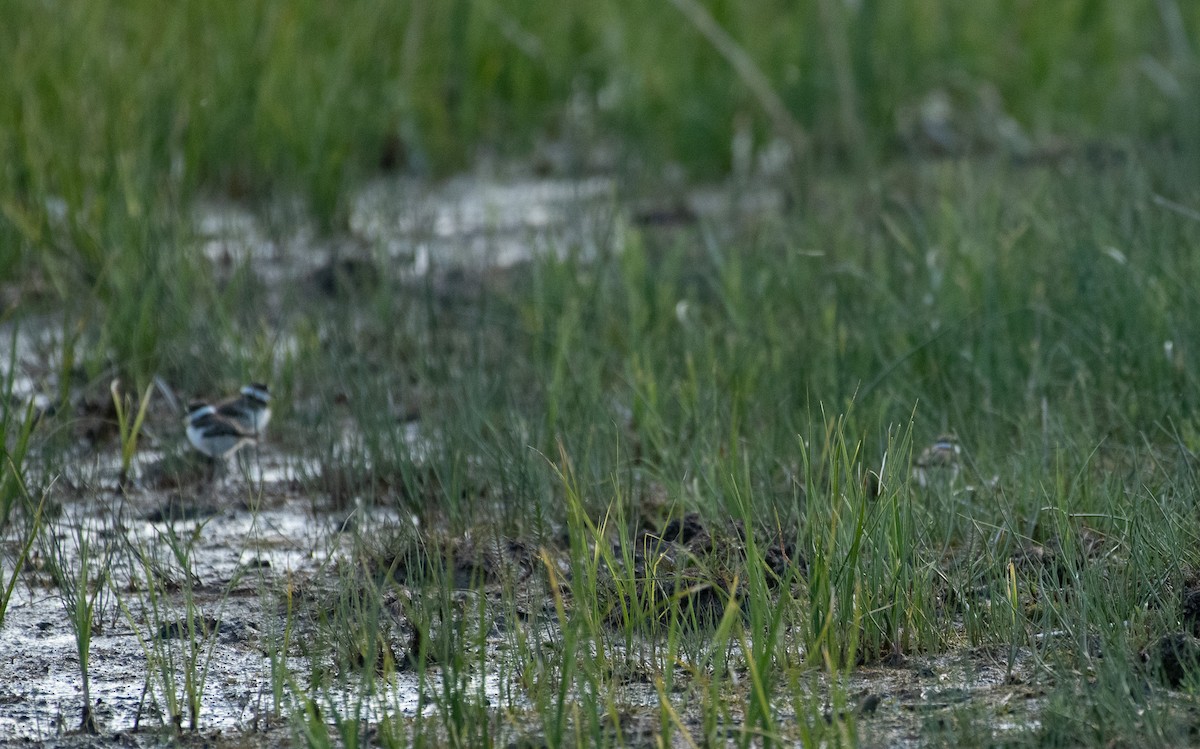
[3,0,1200,746]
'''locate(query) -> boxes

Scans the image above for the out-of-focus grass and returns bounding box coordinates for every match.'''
[0,0,1194,234]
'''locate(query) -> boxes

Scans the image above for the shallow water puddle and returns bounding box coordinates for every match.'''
[194,174,626,293]
[194,172,785,288]
[351,175,622,270]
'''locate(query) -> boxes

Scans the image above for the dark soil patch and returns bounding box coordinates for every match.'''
[1144,632,1200,688]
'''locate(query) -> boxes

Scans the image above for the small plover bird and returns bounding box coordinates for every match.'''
[912,433,962,488]
[185,401,257,460]
[216,382,271,436]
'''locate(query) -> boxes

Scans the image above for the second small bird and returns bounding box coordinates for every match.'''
[185,401,257,460]
[215,382,272,436]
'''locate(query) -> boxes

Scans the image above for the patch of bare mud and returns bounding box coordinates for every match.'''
[2,492,313,738]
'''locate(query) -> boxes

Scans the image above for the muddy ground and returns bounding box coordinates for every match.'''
[0,452,1050,747]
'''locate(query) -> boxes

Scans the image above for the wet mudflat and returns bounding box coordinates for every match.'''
[0,453,1049,747]
[5,161,1200,747]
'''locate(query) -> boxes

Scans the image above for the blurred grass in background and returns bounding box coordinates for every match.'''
[0,0,1195,231]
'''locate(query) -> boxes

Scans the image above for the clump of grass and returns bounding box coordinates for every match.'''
[0,329,39,530]
[0,477,46,629]
[110,378,154,490]
[39,514,117,733]
[114,519,242,734]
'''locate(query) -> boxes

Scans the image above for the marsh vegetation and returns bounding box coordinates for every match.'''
[3,1,1200,746]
